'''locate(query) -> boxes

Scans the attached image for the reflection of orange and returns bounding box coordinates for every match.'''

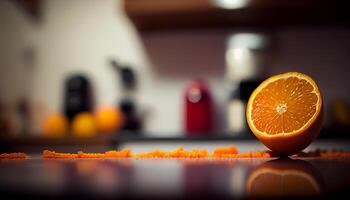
[246,158,323,198]
[246,72,323,155]
[42,113,69,137]
[71,112,97,137]
[95,106,123,133]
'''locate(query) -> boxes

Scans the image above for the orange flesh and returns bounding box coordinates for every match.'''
[251,77,318,135]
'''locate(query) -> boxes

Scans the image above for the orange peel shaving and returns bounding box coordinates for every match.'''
[42,150,78,159]
[0,152,28,159]
[133,147,209,158]
[42,149,132,159]
[21,147,350,159]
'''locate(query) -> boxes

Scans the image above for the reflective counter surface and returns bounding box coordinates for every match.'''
[1,156,349,199]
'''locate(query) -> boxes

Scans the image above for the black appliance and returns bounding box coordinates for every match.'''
[63,74,93,121]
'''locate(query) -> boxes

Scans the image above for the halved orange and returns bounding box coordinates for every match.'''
[246,72,323,155]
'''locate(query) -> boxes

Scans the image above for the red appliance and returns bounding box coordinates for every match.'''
[184,80,213,135]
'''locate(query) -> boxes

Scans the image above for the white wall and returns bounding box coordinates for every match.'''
[0,0,37,103]
[0,0,227,135]
[0,0,146,133]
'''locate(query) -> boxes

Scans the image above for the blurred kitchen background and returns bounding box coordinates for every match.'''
[1,0,350,152]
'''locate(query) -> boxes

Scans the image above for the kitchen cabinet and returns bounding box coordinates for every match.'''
[124,0,350,32]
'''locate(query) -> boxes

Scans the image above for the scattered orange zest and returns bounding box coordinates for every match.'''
[215,151,271,158]
[133,147,209,158]
[320,151,350,158]
[77,151,105,158]
[0,152,28,159]
[213,146,238,157]
[133,146,270,158]
[20,147,350,159]
[105,149,132,158]
[42,149,132,159]
[42,150,78,159]
[296,149,350,158]
[77,149,132,158]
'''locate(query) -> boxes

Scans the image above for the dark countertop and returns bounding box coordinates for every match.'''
[1,156,349,199]
[1,132,350,199]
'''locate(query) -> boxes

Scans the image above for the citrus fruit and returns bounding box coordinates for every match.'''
[246,72,323,155]
[71,112,97,137]
[95,106,123,133]
[42,113,69,137]
[246,158,323,197]
[331,98,350,128]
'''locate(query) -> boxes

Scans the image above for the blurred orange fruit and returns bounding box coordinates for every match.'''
[42,113,69,137]
[331,98,350,127]
[246,72,323,155]
[71,112,97,137]
[95,106,123,133]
